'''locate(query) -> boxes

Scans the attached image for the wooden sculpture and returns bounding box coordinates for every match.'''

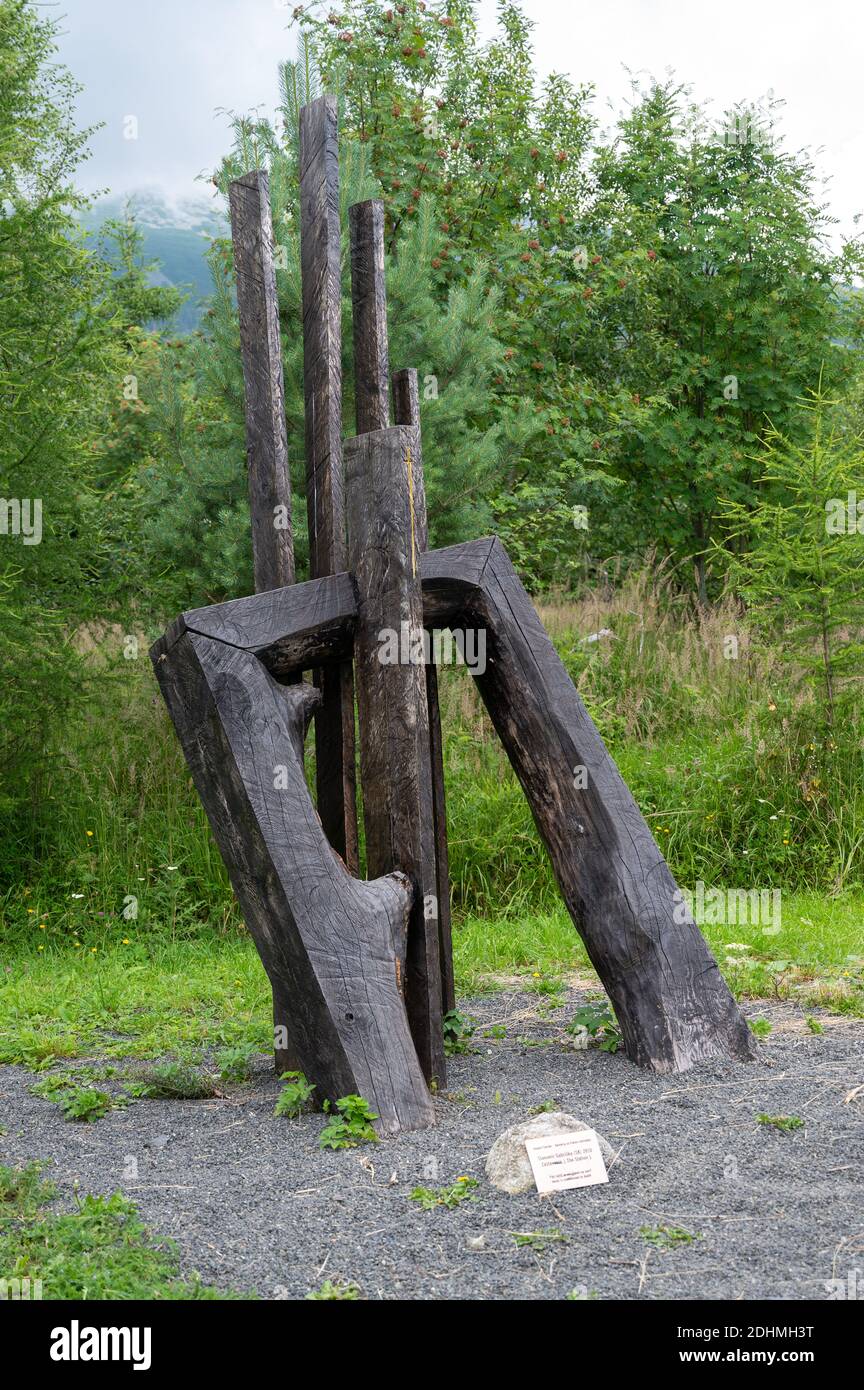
[151,95,756,1138]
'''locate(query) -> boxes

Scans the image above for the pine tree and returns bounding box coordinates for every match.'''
[140,49,536,612]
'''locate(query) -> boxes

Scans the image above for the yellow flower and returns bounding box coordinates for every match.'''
[122,938,130,945]
[27,907,35,913]
[456,1175,471,1183]
[39,924,46,930]
[532,971,541,977]
[90,947,97,954]
[73,941,81,948]
[86,830,94,837]
[37,945,44,952]
[782,839,789,845]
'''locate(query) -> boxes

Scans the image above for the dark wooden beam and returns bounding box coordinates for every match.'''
[151,630,434,1133]
[229,167,297,1071]
[345,425,446,1086]
[349,200,391,435]
[392,367,455,1014]
[228,170,294,593]
[460,539,758,1073]
[299,93,358,873]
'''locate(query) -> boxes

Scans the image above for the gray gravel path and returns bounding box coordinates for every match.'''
[2,987,862,1301]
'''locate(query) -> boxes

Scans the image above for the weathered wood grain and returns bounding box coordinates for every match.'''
[349,200,391,435]
[392,366,455,1014]
[228,170,295,594]
[299,94,358,871]
[458,539,758,1072]
[151,630,434,1133]
[345,424,446,1086]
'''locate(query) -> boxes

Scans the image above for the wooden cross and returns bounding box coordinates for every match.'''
[150,96,756,1137]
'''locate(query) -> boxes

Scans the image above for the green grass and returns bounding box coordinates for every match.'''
[1,594,862,1075]
[0,1161,252,1299]
[2,888,861,1073]
[452,892,864,1014]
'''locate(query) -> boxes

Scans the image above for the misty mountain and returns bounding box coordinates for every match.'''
[78,189,228,333]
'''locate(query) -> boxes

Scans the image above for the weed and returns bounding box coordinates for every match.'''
[59,1087,113,1123]
[567,1000,622,1052]
[319,1095,378,1149]
[274,1071,315,1119]
[749,1018,773,1038]
[528,1099,559,1115]
[138,1063,216,1100]
[757,1113,804,1132]
[409,1176,478,1210]
[639,1225,701,1250]
[512,1228,570,1252]
[805,1016,824,1034]
[215,1043,257,1083]
[305,1279,361,1301]
[443,1009,476,1055]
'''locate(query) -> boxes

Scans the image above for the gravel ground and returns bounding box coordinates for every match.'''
[2,985,862,1301]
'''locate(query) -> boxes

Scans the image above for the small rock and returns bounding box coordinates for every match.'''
[466,1235,486,1251]
[145,1134,170,1151]
[485,1112,614,1194]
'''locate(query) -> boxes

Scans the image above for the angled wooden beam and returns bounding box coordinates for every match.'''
[458,539,758,1072]
[392,367,455,1014]
[151,629,434,1134]
[299,93,358,873]
[346,425,446,1086]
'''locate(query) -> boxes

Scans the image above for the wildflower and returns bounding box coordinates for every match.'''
[122,938,130,945]
[27,908,35,914]
[73,942,81,948]
[39,924,46,931]
[90,948,97,954]
[86,830,94,837]
[37,945,44,952]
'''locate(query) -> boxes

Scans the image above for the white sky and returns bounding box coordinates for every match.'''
[57,0,863,244]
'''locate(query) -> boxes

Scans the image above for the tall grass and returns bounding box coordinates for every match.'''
[2,567,863,960]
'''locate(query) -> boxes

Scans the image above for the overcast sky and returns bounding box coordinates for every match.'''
[56,0,863,242]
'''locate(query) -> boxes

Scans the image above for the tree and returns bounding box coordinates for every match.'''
[139,47,534,611]
[0,1,180,876]
[719,386,864,727]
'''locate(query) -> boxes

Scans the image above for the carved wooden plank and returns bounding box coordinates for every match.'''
[228,170,294,593]
[349,200,391,434]
[345,424,446,1086]
[392,367,455,1014]
[151,630,434,1133]
[158,538,496,674]
[458,539,758,1072]
[299,94,358,871]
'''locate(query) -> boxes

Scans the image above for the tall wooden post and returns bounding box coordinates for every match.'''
[228,170,294,592]
[299,94,359,872]
[228,169,297,1072]
[392,368,456,1014]
[346,424,446,1086]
